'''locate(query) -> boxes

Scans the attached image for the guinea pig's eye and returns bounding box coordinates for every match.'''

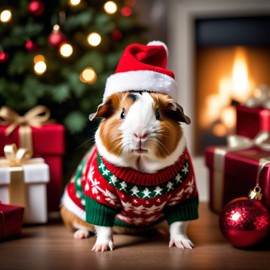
[155,109,160,120]
[120,108,126,119]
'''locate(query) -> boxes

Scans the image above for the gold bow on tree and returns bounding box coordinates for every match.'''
[0,106,51,152]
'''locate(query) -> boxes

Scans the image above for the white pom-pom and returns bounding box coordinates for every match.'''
[147,40,168,55]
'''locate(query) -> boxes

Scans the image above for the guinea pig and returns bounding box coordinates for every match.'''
[60,91,199,252]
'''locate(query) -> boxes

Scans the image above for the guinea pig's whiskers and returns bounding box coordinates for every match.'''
[153,138,169,156]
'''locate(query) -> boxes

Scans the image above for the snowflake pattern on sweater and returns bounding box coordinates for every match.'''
[63,146,199,228]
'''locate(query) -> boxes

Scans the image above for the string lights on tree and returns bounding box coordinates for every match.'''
[0,9,12,23]
[0,0,145,177]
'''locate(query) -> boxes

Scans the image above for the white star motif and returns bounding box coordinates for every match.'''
[109,175,118,185]
[133,217,144,225]
[166,182,174,191]
[85,182,90,191]
[185,179,194,194]
[131,186,139,196]
[117,214,132,224]
[133,205,145,214]
[120,182,127,191]
[81,199,86,206]
[154,186,163,195]
[103,169,110,176]
[76,191,82,198]
[182,164,189,174]
[122,201,133,211]
[104,190,118,206]
[145,205,160,215]
[142,188,151,198]
[78,164,83,170]
[99,163,105,170]
[133,199,138,204]
[175,174,182,183]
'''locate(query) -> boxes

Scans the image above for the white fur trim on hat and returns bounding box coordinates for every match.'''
[147,40,168,55]
[103,70,177,102]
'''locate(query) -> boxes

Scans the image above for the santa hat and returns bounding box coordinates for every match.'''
[103,41,177,102]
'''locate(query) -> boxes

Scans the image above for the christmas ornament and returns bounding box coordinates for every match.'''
[48,25,66,48]
[111,29,123,41]
[25,40,37,52]
[219,158,270,248]
[29,0,45,16]
[0,51,9,63]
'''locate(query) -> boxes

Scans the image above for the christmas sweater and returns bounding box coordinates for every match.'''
[62,146,199,228]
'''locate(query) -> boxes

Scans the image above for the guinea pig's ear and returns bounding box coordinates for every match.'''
[89,96,117,121]
[168,101,191,125]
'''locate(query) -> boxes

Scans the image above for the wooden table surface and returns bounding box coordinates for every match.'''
[1,203,269,270]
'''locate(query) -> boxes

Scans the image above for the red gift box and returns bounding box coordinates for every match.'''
[0,203,24,241]
[0,106,65,212]
[205,146,270,214]
[236,105,270,139]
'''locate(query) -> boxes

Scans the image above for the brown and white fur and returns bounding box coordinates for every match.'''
[61,91,195,252]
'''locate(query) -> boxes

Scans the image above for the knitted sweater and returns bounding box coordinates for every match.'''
[62,146,199,228]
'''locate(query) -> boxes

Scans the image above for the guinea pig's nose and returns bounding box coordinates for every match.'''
[134,132,148,140]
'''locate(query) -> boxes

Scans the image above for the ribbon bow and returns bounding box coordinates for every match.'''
[0,144,33,167]
[245,84,270,110]
[0,105,50,136]
[227,131,270,152]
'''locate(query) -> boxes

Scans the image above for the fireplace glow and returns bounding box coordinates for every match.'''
[204,47,254,136]
[231,48,254,103]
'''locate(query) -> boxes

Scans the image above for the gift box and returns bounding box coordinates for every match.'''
[0,106,65,212]
[236,105,270,139]
[205,144,270,214]
[0,144,50,223]
[0,202,24,241]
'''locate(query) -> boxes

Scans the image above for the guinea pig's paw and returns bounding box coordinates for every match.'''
[92,239,114,252]
[92,225,114,252]
[73,229,90,239]
[169,235,194,249]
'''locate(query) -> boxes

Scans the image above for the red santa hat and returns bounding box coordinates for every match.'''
[103,41,177,102]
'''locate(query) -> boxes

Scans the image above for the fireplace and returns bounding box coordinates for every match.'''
[195,16,270,154]
[167,1,270,200]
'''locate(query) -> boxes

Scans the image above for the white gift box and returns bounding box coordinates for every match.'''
[0,158,50,224]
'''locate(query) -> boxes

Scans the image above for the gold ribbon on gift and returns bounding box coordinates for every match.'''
[0,144,37,211]
[0,106,50,153]
[212,131,270,213]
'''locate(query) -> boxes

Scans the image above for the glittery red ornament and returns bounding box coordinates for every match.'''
[25,40,37,52]
[48,25,66,48]
[0,51,9,63]
[219,188,270,248]
[29,0,45,16]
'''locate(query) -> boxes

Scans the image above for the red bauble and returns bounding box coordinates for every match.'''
[112,29,123,41]
[219,197,270,248]
[29,0,45,16]
[0,52,9,63]
[25,40,37,52]
[48,27,66,48]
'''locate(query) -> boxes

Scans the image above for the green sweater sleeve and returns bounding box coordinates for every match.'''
[164,196,199,225]
[85,196,120,226]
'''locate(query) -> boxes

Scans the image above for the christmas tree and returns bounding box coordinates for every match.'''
[0,0,146,180]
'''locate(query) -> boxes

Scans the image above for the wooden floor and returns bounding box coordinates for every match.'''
[1,203,269,270]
